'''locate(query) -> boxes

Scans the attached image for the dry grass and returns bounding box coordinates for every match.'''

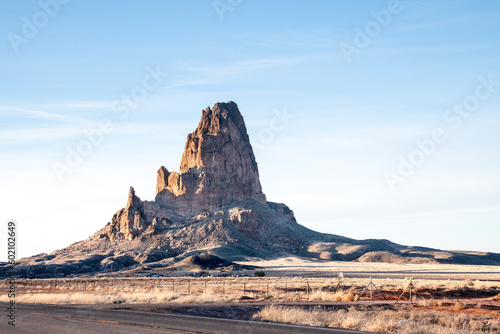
[255,305,500,334]
[308,289,357,302]
[0,288,242,305]
[2,273,499,333]
[0,291,172,305]
[0,277,369,305]
[453,301,466,311]
[5,276,499,294]
[1,275,498,307]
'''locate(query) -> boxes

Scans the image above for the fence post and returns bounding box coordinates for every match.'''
[243,282,246,295]
[267,283,269,296]
[370,278,373,301]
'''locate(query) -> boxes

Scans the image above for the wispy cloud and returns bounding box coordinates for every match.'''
[0,106,95,125]
[0,121,191,144]
[37,101,112,110]
[237,28,342,50]
[397,16,474,32]
[0,126,82,143]
[163,55,325,89]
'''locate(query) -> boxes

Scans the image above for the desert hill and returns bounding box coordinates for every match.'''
[4,102,500,278]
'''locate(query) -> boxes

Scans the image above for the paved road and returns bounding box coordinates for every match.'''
[0,303,372,334]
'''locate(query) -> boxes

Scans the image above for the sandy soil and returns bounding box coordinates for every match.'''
[236,257,500,281]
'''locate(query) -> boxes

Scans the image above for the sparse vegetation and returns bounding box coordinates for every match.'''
[254,270,266,277]
[453,301,466,311]
[308,289,357,302]
[2,275,498,308]
[255,305,500,333]
[2,262,499,333]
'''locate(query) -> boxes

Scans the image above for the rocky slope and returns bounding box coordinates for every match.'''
[5,102,500,278]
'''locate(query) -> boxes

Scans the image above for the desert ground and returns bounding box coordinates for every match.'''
[2,258,499,333]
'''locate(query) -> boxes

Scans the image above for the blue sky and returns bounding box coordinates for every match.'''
[1,0,499,260]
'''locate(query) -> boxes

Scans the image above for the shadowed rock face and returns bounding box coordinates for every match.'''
[154,101,266,216]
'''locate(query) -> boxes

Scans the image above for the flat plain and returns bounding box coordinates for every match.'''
[2,258,499,333]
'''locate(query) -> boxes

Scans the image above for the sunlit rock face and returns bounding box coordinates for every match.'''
[154,101,266,216]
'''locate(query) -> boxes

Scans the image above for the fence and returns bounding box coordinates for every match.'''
[2,276,497,304]
[1,277,338,297]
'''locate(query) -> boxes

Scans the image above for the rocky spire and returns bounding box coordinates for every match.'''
[127,186,142,209]
[107,186,145,240]
[156,167,170,195]
[155,101,266,216]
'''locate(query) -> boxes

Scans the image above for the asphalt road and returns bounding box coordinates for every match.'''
[0,303,372,334]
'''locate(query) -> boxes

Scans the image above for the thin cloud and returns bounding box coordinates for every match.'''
[38,101,112,110]
[397,16,473,32]
[0,106,94,125]
[0,121,192,144]
[163,55,325,89]
[0,126,82,143]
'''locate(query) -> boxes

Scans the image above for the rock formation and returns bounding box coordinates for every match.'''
[107,187,146,240]
[155,101,266,216]
[104,101,271,241]
[5,101,500,278]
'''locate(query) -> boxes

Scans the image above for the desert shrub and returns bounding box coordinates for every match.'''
[254,271,266,277]
[453,301,466,311]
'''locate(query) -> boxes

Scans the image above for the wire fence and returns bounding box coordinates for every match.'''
[2,277,337,296]
[2,276,498,304]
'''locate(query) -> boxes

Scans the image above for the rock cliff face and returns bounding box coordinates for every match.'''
[154,101,266,216]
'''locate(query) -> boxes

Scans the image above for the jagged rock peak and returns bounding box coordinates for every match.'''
[179,101,258,173]
[156,167,169,194]
[155,101,266,216]
[126,186,141,209]
[106,186,146,241]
